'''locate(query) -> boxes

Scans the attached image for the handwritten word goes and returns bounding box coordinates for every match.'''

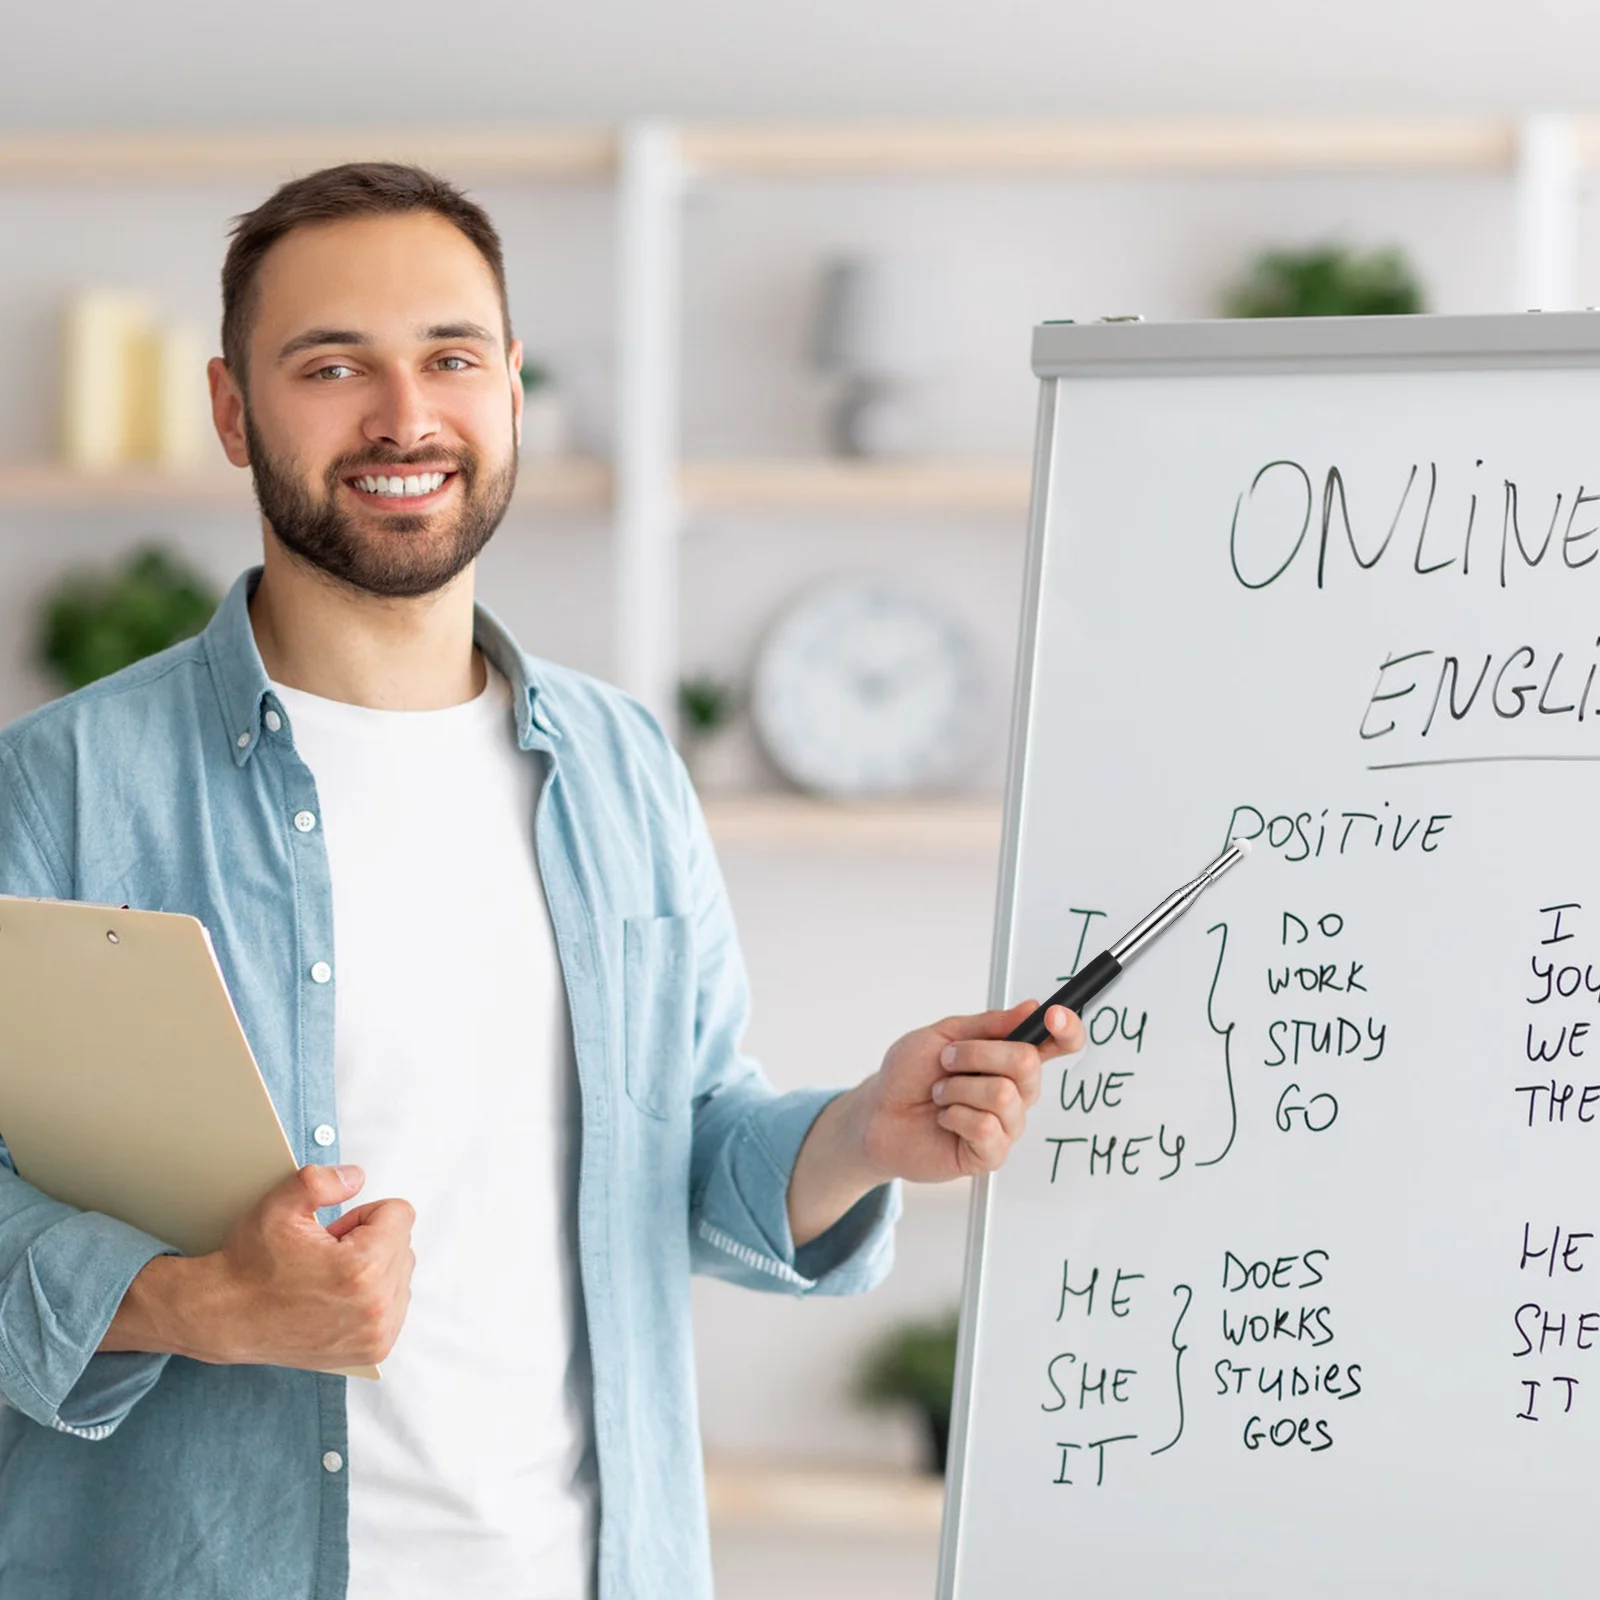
[1243,1415,1334,1453]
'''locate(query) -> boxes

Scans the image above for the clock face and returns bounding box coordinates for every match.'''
[751,578,984,797]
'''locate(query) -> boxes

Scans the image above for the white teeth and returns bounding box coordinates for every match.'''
[355,472,447,497]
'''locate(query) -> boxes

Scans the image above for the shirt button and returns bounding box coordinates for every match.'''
[310,961,332,984]
[235,732,251,749]
[293,810,317,833]
[313,1124,336,1147]
[264,709,283,733]
[322,1451,343,1474]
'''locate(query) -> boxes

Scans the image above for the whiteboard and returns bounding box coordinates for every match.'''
[941,314,1600,1598]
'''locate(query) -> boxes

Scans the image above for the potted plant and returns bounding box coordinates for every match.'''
[854,1309,960,1474]
[1223,243,1427,319]
[35,545,219,692]
[518,360,573,459]
[676,672,740,791]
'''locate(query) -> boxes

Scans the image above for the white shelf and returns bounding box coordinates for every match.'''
[0,459,1037,515]
[704,1460,944,1533]
[681,459,1030,513]
[1,118,1575,183]
[701,795,1002,855]
[680,117,1525,177]
[0,129,616,183]
[0,459,612,512]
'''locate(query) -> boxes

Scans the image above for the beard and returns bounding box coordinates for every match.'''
[243,412,517,599]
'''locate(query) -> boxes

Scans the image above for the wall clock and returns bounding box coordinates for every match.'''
[750,577,984,798]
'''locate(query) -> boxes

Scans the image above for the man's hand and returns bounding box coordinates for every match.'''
[100,1164,415,1372]
[787,999,1085,1247]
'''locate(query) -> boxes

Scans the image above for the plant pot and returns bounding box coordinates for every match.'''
[681,726,744,793]
[520,386,572,460]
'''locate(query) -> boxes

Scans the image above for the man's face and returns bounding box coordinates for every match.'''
[230,212,521,599]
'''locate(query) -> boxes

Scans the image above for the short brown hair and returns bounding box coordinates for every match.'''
[220,161,511,380]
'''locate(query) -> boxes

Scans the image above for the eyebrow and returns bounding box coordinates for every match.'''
[276,321,500,363]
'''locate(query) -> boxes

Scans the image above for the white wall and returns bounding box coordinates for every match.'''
[8,0,1600,126]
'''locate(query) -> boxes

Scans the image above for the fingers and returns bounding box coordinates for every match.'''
[265,1163,364,1222]
[936,1000,1039,1042]
[940,1037,1040,1095]
[939,1000,1086,1060]
[933,1103,1012,1170]
[324,1199,387,1240]
[348,1197,417,1251]
[932,1072,1026,1139]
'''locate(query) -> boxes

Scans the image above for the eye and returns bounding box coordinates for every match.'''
[311,363,357,381]
[435,355,474,372]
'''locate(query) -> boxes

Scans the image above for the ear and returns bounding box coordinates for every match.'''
[209,357,251,468]
[508,338,524,451]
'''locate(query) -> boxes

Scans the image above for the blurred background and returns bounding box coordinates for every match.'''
[9,1,1600,1593]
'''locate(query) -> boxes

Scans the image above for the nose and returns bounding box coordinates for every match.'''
[364,366,439,453]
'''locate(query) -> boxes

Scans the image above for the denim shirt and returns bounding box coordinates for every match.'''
[0,569,899,1600]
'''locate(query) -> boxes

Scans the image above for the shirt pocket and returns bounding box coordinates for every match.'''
[622,913,696,1120]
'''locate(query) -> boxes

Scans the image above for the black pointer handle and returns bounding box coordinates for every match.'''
[1005,950,1124,1045]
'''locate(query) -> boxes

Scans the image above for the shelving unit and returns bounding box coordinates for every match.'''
[680,459,1029,513]
[5,114,1598,731]
[704,1459,943,1534]
[702,794,1000,854]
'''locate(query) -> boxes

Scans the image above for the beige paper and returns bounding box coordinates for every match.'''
[0,894,377,1380]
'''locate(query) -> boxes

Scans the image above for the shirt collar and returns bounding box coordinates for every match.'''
[201,567,560,766]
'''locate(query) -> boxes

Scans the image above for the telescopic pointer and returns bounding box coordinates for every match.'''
[1006,839,1253,1046]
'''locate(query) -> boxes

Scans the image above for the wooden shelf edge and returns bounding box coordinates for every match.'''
[701,795,1003,854]
[680,116,1520,177]
[680,459,1031,513]
[8,115,1590,185]
[0,459,1024,514]
[704,1460,945,1534]
[0,458,613,511]
[0,129,617,183]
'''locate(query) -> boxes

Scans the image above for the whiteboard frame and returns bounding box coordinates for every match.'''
[1033,308,1600,378]
[936,309,1600,1599]
[935,370,1061,1596]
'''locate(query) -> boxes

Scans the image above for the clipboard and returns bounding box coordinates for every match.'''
[0,894,378,1380]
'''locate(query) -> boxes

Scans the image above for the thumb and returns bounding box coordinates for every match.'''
[270,1162,365,1219]
[937,999,1041,1043]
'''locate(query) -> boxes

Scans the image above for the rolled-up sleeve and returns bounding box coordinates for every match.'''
[676,758,900,1296]
[0,742,175,1436]
[0,1180,175,1435]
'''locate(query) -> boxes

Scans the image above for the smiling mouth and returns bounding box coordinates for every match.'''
[344,469,457,500]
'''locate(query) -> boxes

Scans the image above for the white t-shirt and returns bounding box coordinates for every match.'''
[271,664,596,1600]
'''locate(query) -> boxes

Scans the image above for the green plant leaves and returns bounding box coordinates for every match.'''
[854,1308,960,1425]
[36,545,220,691]
[1224,244,1427,319]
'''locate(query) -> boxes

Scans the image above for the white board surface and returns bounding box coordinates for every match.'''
[944,317,1600,1597]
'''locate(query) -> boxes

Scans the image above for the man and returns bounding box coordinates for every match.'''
[0,163,1080,1599]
